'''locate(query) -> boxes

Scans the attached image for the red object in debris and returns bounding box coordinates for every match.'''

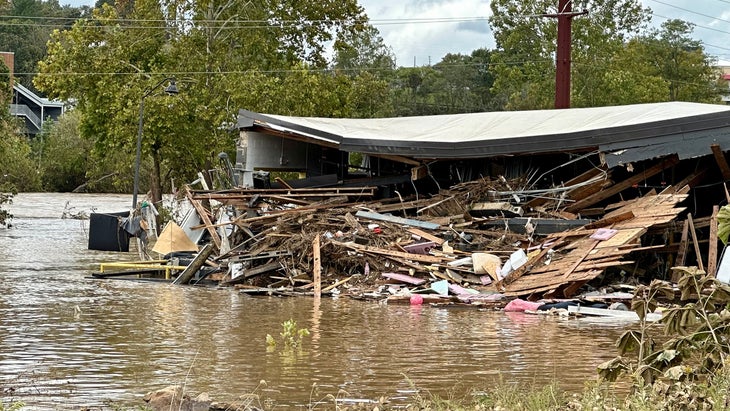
[410,294,424,305]
[373,227,382,234]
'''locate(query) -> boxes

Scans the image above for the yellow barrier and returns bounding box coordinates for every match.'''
[98,261,188,280]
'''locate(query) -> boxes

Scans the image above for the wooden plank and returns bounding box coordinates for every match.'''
[341,242,449,264]
[709,205,720,277]
[671,168,708,193]
[322,276,354,292]
[711,144,730,180]
[172,243,214,285]
[355,210,440,230]
[565,155,679,213]
[562,239,600,279]
[504,269,603,296]
[688,213,705,272]
[184,186,222,250]
[584,211,634,229]
[313,235,321,298]
[501,242,559,286]
[676,219,689,266]
[595,227,646,249]
[407,228,445,245]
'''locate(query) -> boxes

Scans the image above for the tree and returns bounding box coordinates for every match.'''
[388,49,501,116]
[333,24,395,76]
[0,59,40,192]
[36,110,96,192]
[629,20,724,103]
[35,0,371,205]
[0,0,89,91]
[488,0,651,109]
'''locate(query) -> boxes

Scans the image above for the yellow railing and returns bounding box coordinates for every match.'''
[98,260,188,280]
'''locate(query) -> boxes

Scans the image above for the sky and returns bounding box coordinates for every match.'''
[58,0,730,67]
[357,0,730,66]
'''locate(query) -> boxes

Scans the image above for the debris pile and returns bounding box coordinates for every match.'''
[155,154,720,307]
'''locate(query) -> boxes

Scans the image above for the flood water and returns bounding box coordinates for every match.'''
[0,193,631,410]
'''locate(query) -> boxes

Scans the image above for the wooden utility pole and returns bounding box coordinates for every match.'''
[544,0,587,109]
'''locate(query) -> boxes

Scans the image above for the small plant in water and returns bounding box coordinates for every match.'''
[266,319,310,351]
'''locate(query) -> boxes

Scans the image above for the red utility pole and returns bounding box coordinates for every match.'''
[544,0,587,109]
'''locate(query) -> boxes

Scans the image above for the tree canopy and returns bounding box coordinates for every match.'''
[0,0,721,196]
[34,0,390,201]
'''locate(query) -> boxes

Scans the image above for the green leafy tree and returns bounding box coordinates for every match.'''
[0,0,89,90]
[37,110,96,191]
[35,0,373,204]
[333,24,395,76]
[488,0,651,109]
[389,49,500,116]
[0,60,40,192]
[628,20,724,103]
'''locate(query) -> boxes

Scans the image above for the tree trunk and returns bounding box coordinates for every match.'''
[150,148,163,232]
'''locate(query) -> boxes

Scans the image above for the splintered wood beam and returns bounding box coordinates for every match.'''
[173,243,214,285]
[342,242,448,264]
[313,235,321,298]
[671,168,708,193]
[184,185,222,250]
[584,211,634,229]
[688,213,705,272]
[565,155,679,213]
[708,205,720,277]
[676,219,689,266]
[711,144,730,181]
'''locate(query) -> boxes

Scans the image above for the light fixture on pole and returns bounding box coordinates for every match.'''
[132,77,179,209]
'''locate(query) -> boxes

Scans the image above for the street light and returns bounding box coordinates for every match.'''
[132,77,179,209]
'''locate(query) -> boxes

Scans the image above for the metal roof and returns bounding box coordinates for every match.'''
[237,102,730,166]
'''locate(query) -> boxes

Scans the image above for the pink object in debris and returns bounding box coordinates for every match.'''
[590,228,618,241]
[504,298,543,312]
[410,294,424,305]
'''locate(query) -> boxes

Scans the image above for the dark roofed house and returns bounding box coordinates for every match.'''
[10,82,65,137]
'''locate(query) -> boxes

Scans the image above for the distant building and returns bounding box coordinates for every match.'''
[10,82,65,136]
[1,51,65,136]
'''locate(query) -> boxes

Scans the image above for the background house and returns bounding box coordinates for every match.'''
[2,51,65,137]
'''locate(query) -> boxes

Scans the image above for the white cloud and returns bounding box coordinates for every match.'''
[360,0,492,66]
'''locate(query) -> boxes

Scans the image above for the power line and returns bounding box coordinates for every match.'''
[11,58,557,77]
[650,12,730,36]
[0,14,492,27]
[649,0,730,26]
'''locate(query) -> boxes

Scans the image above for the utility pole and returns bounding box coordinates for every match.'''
[544,0,587,109]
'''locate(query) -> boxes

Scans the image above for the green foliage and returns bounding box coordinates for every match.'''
[0,0,89,90]
[490,0,661,110]
[599,266,730,392]
[612,20,725,104]
[388,49,501,116]
[266,319,310,351]
[34,0,378,201]
[471,381,565,410]
[36,110,94,192]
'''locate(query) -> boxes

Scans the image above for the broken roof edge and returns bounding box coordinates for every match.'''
[237,103,730,160]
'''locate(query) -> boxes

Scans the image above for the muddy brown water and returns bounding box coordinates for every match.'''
[0,193,632,410]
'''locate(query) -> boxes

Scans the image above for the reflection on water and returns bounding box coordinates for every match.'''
[0,193,629,409]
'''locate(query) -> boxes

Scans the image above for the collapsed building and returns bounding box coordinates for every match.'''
[104,101,730,304]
